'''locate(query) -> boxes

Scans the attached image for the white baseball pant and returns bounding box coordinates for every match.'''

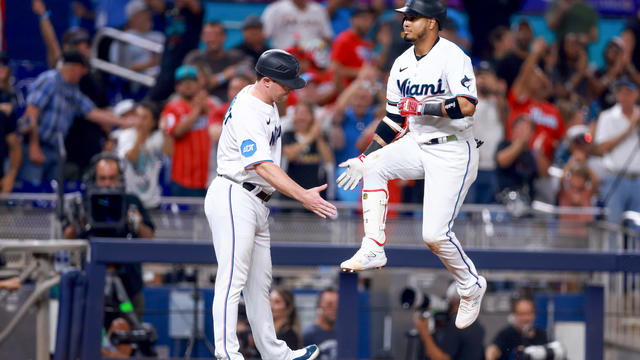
[363,133,482,296]
[205,176,293,360]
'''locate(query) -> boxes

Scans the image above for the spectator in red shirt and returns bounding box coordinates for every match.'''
[330,5,376,89]
[161,65,215,197]
[506,38,564,169]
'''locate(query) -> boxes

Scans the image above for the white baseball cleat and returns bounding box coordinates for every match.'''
[292,344,319,360]
[455,276,487,329]
[340,247,387,272]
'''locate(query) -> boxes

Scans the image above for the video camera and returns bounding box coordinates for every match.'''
[86,184,128,234]
[400,287,450,326]
[64,184,130,236]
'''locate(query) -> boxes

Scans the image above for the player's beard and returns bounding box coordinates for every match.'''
[403,27,428,43]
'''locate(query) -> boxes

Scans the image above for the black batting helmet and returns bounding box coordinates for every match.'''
[395,0,447,30]
[255,49,306,90]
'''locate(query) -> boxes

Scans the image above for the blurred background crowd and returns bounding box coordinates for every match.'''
[0,0,639,224]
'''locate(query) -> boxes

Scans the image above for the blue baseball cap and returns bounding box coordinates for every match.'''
[614,78,638,92]
[175,65,198,82]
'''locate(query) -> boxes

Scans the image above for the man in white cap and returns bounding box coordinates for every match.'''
[109,0,165,78]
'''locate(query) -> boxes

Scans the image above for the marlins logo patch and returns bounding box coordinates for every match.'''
[241,139,257,157]
[461,75,472,90]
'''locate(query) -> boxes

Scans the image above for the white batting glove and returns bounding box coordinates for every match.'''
[336,154,366,191]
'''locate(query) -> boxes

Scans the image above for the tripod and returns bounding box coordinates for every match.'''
[184,268,215,359]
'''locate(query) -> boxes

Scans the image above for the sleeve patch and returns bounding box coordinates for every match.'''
[461,75,472,90]
[241,139,257,157]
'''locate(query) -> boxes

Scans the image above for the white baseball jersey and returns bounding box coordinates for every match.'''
[386,37,478,142]
[359,37,483,297]
[216,85,282,193]
[206,84,295,359]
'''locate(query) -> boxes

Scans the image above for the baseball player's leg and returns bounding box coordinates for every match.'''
[206,180,259,360]
[341,136,424,272]
[420,140,485,328]
[243,215,291,359]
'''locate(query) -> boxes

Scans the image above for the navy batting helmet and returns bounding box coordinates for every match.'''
[395,0,447,30]
[255,49,306,90]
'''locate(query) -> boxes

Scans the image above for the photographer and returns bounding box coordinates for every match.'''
[486,298,548,360]
[413,284,485,360]
[63,153,154,321]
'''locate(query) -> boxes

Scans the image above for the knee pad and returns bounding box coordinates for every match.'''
[362,190,388,246]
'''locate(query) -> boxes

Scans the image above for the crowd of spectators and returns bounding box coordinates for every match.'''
[1,0,639,225]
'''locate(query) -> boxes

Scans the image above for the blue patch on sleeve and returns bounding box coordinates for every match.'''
[241,139,257,157]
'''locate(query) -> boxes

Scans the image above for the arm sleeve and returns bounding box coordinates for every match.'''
[234,110,274,169]
[446,52,478,105]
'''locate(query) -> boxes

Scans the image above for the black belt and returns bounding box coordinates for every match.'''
[219,175,272,202]
[424,134,458,145]
[423,135,484,148]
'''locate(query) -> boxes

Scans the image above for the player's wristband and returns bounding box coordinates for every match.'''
[443,97,464,119]
[40,10,51,20]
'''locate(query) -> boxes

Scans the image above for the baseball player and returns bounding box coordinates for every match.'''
[205,49,336,360]
[337,0,487,329]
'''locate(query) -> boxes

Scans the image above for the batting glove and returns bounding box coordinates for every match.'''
[336,154,366,191]
[398,97,424,116]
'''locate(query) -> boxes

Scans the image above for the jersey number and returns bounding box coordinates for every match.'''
[223,96,237,125]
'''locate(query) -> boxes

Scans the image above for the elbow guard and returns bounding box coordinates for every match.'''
[375,113,405,144]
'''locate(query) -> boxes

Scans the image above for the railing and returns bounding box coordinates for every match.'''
[590,222,640,353]
[89,27,164,87]
[0,240,88,360]
[2,193,639,356]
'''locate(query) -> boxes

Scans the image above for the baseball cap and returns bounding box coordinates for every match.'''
[566,124,591,144]
[242,14,262,29]
[126,0,148,20]
[614,78,638,92]
[62,50,89,67]
[62,28,90,46]
[175,65,199,82]
[608,37,625,50]
[113,99,137,117]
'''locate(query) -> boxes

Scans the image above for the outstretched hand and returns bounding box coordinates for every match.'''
[336,154,366,190]
[300,184,337,219]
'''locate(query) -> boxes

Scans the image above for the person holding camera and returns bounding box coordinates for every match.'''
[486,298,548,360]
[64,153,154,320]
[413,284,485,360]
